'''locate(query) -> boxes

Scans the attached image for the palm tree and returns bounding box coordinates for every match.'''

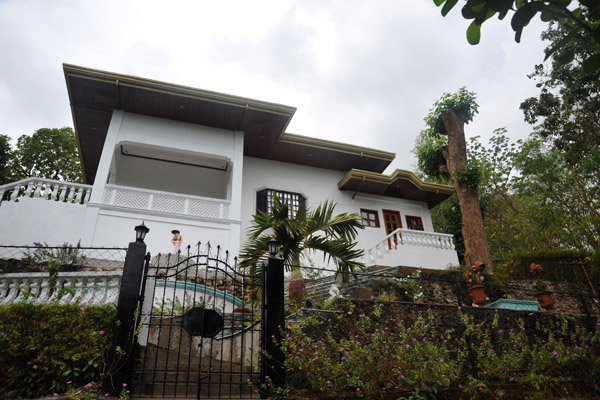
[239,195,365,283]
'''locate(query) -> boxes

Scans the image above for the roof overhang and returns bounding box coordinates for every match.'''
[64,64,394,184]
[338,169,454,208]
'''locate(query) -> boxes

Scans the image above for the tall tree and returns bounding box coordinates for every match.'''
[415,88,494,271]
[0,135,12,185]
[433,0,600,72]
[520,22,600,163]
[9,127,83,183]
[239,196,365,281]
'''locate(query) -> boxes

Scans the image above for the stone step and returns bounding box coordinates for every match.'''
[134,381,253,397]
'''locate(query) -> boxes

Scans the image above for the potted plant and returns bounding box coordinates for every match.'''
[462,252,487,306]
[529,263,554,310]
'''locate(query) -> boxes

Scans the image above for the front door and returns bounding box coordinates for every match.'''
[382,210,402,249]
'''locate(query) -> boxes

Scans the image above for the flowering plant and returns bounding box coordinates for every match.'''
[529,263,548,292]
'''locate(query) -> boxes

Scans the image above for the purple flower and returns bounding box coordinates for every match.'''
[99,330,105,335]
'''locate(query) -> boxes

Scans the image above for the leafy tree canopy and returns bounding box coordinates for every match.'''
[8,127,83,183]
[520,22,600,163]
[0,135,11,185]
[414,87,479,180]
[433,0,600,72]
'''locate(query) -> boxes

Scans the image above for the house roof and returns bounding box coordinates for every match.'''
[338,169,454,208]
[63,64,394,184]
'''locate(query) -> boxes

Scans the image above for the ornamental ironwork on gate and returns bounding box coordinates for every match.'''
[133,244,262,399]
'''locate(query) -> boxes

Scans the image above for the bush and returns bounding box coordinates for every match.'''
[0,303,116,398]
[274,299,600,399]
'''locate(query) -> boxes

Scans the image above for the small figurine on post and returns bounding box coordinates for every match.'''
[171,229,182,254]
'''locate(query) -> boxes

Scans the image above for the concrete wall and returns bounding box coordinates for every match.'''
[0,197,87,246]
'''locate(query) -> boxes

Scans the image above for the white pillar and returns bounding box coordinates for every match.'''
[228,130,244,257]
[79,110,124,246]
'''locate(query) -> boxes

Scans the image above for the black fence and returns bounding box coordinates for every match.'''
[0,244,127,272]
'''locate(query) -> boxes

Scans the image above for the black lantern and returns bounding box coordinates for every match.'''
[268,239,278,256]
[134,222,150,243]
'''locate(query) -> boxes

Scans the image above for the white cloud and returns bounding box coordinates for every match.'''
[0,0,549,171]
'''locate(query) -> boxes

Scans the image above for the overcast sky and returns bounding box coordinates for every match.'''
[0,0,548,173]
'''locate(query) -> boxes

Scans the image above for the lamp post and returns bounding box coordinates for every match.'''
[261,238,285,396]
[103,223,150,394]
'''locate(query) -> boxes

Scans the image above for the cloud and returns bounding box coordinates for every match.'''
[0,0,548,172]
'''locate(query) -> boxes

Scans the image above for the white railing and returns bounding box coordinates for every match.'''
[0,271,122,305]
[0,178,92,206]
[363,228,456,265]
[102,184,231,220]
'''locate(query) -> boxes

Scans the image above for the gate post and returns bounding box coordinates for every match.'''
[261,254,286,395]
[103,224,149,395]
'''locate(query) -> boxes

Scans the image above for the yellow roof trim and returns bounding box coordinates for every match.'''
[63,63,297,118]
[338,168,454,194]
[279,133,396,161]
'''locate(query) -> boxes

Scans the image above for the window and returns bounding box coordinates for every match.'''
[256,189,305,218]
[360,209,380,227]
[406,216,424,231]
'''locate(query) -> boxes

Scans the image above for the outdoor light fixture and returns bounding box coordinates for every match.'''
[135,222,150,243]
[268,239,278,256]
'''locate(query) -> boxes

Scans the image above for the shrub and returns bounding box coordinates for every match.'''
[274,299,600,398]
[0,303,116,398]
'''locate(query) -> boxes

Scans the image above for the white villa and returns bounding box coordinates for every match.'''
[0,64,458,269]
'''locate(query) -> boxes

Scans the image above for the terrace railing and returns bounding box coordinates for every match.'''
[101,184,231,220]
[0,271,122,305]
[363,228,456,266]
[0,178,92,206]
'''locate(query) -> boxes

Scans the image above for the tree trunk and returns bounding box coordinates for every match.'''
[441,109,493,273]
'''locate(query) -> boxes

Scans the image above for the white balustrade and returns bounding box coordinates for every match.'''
[363,228,456,266]
[102,184,231,220]
[0,271,122,305]
[0,178,92,206]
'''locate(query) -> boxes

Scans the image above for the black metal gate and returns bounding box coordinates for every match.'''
[133,244,262,398]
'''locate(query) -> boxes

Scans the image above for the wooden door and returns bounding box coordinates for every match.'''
[382,210,402,249]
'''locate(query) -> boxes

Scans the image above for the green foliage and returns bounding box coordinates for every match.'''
[422,87,479,137]
[275,299,600,398]
[455,162,481,189]
[239,196,365,283]
[461,129,600,262]
[23,241,85,271]
[433,1,600,72]
[413,132,449,181]
[0,134,12,185]
[388,270,425,302]
[0,303,116,398]
[281,303,465,398]
[9,127,83,183]
[521,22,600,163]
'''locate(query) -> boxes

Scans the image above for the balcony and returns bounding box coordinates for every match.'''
[101,184,231,220]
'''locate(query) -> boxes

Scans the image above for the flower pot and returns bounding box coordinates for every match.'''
[467,284,487,307]
[535,291,554,310]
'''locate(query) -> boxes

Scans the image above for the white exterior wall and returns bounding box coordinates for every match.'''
[82,111,244,256]
[0,197,87,246]
[240,157,457,269]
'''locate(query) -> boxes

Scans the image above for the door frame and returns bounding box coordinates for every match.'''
[382,209,402,249]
